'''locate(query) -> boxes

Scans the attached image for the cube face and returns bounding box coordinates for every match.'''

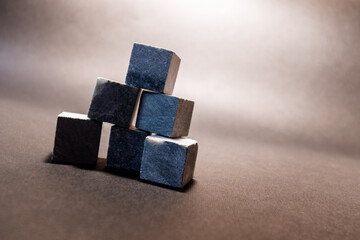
[140,136,198,188]
[106,126,150,171]
[136,92,194,137]
[88,77,140,127]
[136,92,178,137]
[125,43,180,94]
[172,98,195,137]
[52,112,102,165]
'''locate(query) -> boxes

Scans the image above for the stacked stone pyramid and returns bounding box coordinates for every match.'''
[52,43,198,188]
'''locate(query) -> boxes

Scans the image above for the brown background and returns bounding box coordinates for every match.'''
[0,0,359,239]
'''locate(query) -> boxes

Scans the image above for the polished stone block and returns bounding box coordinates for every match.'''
[136,91,194,137]
[106,126,150,171]
[125,43,181,94]
[140,136,198,188]
[88,77,140,127]
[52,112,102,165]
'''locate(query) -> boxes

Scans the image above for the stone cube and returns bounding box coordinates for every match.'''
[106,126,150,171]
[88,77,140,127]
[136,91,194,137]
[52,112,102,165]
[140,135,198,188]
[125,43,181,94]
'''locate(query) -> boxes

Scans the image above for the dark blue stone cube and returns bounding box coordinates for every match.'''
[136,91,194,137]
[140,136,198,188]
[126,43,181,94]
[52,112,102,165]
[88,77,140,127]
[106,126,150,171]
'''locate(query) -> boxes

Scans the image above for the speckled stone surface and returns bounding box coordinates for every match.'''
[140,135,198,188]
[125,43,180,94]
[106,126,150,171]
[172,98,195,137]
[136,91,194,137]
[88,77,140,127]
[52,112,102,165]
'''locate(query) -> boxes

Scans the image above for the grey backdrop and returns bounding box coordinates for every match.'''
[1,0,360,156]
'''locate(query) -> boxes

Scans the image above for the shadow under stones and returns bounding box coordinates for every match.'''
[44,153,53,163]
[44,154,195,192]
[104,166,140,179]
[140,179,197,193]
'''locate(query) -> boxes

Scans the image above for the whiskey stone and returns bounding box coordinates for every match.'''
[106,126,150,171]
[136,91,194,137]
[88,77,140,127]
[140,135,198,188]
[52,112,102,165]
[125,43,181,94]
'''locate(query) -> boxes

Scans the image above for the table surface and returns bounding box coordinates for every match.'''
[0,97,359,240]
